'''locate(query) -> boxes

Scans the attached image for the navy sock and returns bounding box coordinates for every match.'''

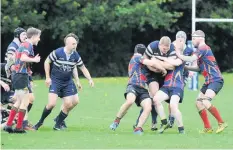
[151,105,157,124]
[56,111,68,126]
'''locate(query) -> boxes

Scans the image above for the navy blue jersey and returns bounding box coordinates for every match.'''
[48,47,84,82]
[4,39,21,62]
[145,41,176,58]
[183,45,193,80]
[128,54,148,89]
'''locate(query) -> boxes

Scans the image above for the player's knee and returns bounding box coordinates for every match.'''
[64,101,73,109]
[47,102,56,109]
[144,105,152,113]
[72,96,79,106]
[125,100,134,106]
[29,93,35,103]
[170,103,178,113]
[153,97,160,107]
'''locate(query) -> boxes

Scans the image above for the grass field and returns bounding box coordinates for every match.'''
[1,74,233,149]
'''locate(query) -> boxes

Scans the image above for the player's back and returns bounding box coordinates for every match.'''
[128,54,147,88]
[163,62,185,90]
[196,44,223,84]
[4,39,20,62]
[50,47,82,82]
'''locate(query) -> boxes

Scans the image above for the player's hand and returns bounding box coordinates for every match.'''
[45,78,52,87]
[88,79,94,87]
[34,54,41,63]
[76,81,82,91]
[2,83,10,92]
[161,69,167,77]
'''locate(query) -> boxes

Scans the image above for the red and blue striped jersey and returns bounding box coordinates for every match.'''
[128,54,148,88]
[194,44,223,84]
[14,42,34,74]
[163,60,185,90]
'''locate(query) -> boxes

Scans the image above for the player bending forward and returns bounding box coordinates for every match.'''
[110,44,167,134]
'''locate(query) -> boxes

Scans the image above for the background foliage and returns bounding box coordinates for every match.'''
[1,0,233,76]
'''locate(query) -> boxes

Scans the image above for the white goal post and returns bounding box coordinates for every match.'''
[192,0,233,33]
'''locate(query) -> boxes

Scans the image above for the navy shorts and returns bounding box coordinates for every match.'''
[200,80,224,95]
[160,87,184,103]
[49,79,77,98]
[12,73,29,90]
[147,72,164,88]
[124,84,150,107]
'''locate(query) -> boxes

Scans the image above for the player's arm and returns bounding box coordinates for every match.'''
[0,80,10,92]
[141,58,167,75]
[177,54,198,62]
[156,56,183,66]
[44,56,52,79]
[160,61,175,70]
[184,65,200,72]
[44,51,56,87]
[73,67,82,90]
[79,65,94,87]
[20,46,41,63]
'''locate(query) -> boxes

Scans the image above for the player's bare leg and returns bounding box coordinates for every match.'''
[53,95,79,130]
[110,93,136,131]
[202,89,227,133]
[33,93,58,130]
[148,82,159,130]
[196,92,213,133]
[170,95,184,134]
[134,98,152,134]
[153,90,170,134]
[14,89,29,133]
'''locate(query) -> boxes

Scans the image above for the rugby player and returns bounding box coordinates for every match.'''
[110,44,167,134]
[33,33,94,131]
[4,27,41,133]
[133,36,176,130]
[176,30,227,133]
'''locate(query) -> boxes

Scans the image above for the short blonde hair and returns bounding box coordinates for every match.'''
[159,36,171,46]
[27,27,41,38]
[64,33,79,44]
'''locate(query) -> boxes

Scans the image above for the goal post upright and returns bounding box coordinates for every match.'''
[192,0,233,34]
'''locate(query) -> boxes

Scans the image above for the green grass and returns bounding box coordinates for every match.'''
[1,74,233,149]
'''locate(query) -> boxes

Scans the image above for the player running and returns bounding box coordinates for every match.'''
[110,44,167,134]
[176,30,227,133]
[3,27,41,133]
[33,33,94,131]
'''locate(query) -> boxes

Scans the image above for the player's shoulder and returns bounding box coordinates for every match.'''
[184,46,193,56]
[132,54,143,62]
[55,47,64,52]
[198,44,211,51]
[20,42,31,49]
[148,41,159,48]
